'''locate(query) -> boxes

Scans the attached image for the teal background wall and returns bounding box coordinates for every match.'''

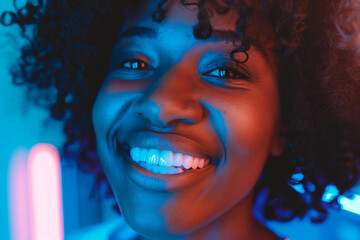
[0,1,65,239]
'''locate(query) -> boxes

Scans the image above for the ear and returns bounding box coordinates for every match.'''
[270,123,286,157]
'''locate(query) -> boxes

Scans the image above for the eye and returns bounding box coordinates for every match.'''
[109,57,155,80]
[119,59,153,70]
[203,67,249,80]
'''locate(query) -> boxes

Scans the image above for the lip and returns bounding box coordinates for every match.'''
[120,149,216,192]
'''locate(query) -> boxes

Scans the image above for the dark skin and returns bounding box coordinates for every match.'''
[93,0,284,239]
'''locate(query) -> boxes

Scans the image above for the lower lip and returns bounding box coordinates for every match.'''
[121,150,216,192]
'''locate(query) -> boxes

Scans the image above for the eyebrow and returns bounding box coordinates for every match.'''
[119,26,157,39]
[118,26,269,58]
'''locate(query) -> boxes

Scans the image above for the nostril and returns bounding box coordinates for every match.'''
[167,119,196,126]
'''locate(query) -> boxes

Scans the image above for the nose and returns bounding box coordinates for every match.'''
[134,66,205,127]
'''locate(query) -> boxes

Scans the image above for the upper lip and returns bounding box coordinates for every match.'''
[118,130,213,160]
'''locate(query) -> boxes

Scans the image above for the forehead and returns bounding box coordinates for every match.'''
[119,0,278,62]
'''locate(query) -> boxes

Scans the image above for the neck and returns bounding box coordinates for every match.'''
[136,191,280,240]
[186,191,279,240]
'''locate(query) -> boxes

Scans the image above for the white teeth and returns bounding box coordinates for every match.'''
[140,148,147,162]
[139,162,152,172]
[159,150,174,167]
[159,166,167,174]
[205,159,210,166]
[128,147,211,174]
[183,156,193,169]
[152,165,160,174]
[198,159,204,168]
[192,158,199,169]
[147,149,159,165]
[130,147,140,162]
[166,167,177,174]
[173,153,184,166]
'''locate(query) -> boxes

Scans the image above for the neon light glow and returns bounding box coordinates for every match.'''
[322,184,340,203]
[290,180,360,216]
[28,144,64,240]
[8,148,31,240]
[339,194,360,216]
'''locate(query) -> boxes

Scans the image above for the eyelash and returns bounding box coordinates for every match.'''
[118,59,153,70]
[118,59,250,83]
[202,66,249,80]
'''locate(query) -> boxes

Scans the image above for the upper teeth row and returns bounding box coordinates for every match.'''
[129,147,210,170]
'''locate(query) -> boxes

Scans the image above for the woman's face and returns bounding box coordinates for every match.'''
[93,0,283,239]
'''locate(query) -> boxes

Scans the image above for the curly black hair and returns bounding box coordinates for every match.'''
[2,0,360,222]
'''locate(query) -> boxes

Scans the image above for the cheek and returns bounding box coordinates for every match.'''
[163,89,280,233]
[92,78,145,135]
[222,75,280,157]
[226,98,279,157]
[105,78,151,93]
[92,79,143,188]
[212,88,280,192]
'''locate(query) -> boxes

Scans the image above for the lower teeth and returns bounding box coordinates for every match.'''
[137,162,185,174]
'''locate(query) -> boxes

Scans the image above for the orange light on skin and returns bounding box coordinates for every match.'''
[28,144,64,240]
[106,78,152,93]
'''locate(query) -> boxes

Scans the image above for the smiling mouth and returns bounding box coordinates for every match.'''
[121,145,212,175]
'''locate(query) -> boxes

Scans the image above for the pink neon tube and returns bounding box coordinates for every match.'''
[8,148,31,240]
[28,144,64,240]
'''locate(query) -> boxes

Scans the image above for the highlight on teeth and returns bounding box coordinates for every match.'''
[129,147,210,174]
